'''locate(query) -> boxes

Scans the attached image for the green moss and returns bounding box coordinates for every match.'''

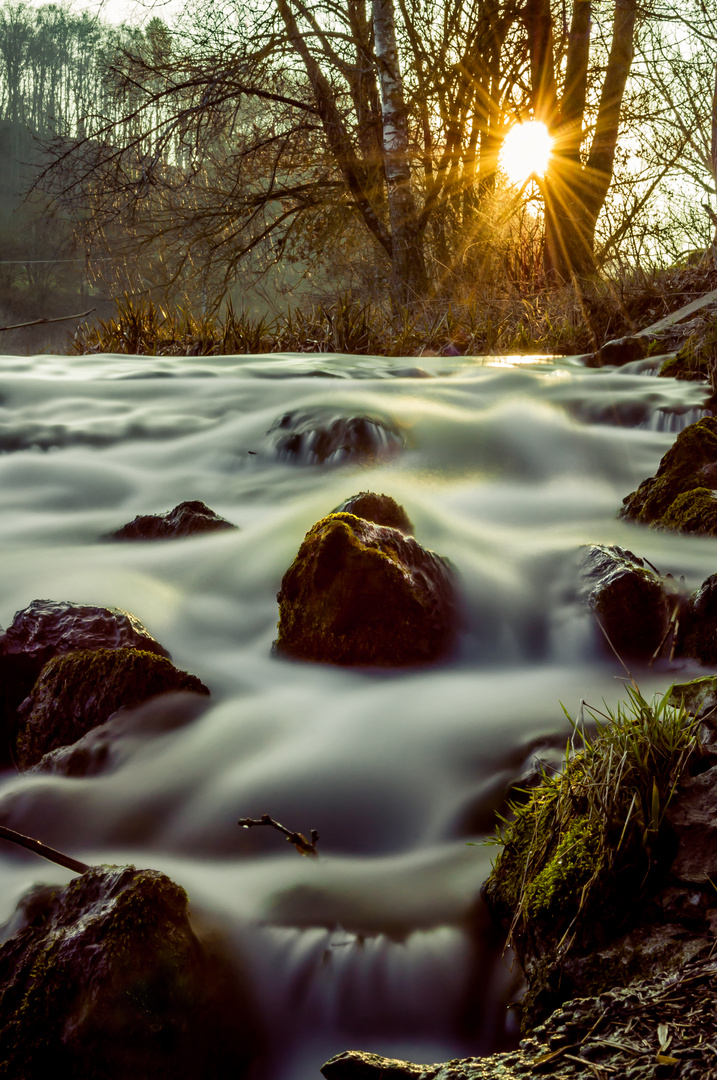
[619,416,717,526]
[484,686,698,1024]
[16,646,209,769]
[658,351,711,382]
[659,486,717,534]
[524,815,602,918]
[275,512,455,666]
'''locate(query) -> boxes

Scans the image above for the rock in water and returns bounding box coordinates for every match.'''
[269,408,403,465]
[0,865,259,1079]
[331,491,414,534]
[108,500,238,541]
[15,647,209,770]
[0,600,170,768]
[619,415,717,529]
[577,544,686,661]
[275,512,456,666]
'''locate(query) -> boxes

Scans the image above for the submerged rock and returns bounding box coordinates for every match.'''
[619,415,717,529]
[0,600,170,768]
[108,500,238,541]
[269,408,403,465]
[332,492,414,534]
[15,647,209,770]
[0,865,259,1079]
[275,512,456,666]
[577,544,686,661]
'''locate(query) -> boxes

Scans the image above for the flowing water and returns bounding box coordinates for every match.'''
[0,349,713,1076]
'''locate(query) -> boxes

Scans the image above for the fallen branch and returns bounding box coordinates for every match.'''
[0,308,97,334]
[238,813,319,857]
[0,824,90,874]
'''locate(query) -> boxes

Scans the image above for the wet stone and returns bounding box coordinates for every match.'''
[0,599,170,769]
[107,499,238,541]
[0,865,260,1079]
[619,415,717,528]
[269,408,403,465]
[332,491,414,534]
[275,512,457,666]
[576,544,686,661]
[15,646,209,770]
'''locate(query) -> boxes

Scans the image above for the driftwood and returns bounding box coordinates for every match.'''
[0,308,96,334]
[0,823,89,874]
[238,813,319,857]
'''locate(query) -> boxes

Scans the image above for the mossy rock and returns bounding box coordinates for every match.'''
[619,415,717,527]
[274,512,456,666]
[108,499,238,541]
[659,486,717,535]
[669,674,717,718]
[0,865,259,1079]
[332,492,413,534]
[0,599,170,768]
[15,647,209,770]
[658,352,711,381]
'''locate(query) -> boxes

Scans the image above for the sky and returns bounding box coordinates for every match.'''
[28,0,185,27]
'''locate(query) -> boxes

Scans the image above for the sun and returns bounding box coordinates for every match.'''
[500,121,553,184]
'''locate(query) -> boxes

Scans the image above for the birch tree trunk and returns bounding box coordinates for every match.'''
[372,0,427,303]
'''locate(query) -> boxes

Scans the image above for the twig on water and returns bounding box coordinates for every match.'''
[0,823,90,874]
[238,813,320,857]
[0,308,96,334]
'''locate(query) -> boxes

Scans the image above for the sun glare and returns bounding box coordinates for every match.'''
[500,121,553,184]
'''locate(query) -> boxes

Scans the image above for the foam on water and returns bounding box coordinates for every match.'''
[0,350,712,1077]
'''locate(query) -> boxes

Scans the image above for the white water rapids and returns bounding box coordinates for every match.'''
[0,349,713,1076]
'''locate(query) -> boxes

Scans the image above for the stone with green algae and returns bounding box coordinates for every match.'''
[274,512,456,666]
[331,491,414,534]
[619,415,717,528]
[659,486,717,535]
[0,864,259,1079]
[0,599,172,769]
[15,646,209,770]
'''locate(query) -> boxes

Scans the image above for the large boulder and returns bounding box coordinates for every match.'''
[274,512,456,666]
[0,865,259,1079]
[0,600,170,768]
[619,415,717,529]
[269,408,403,465]
[576,544,687,661]
[108,500,238,541]
[15,647,209,770]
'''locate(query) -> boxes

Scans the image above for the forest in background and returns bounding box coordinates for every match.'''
[0,0,716,353]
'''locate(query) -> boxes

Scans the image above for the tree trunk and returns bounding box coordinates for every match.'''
[538,0,637,280]
[372,0,428,302]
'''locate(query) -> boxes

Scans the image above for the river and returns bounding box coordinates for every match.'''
[0,348,712,1077]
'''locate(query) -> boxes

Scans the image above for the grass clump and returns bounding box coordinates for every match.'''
[486,683,698,962]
